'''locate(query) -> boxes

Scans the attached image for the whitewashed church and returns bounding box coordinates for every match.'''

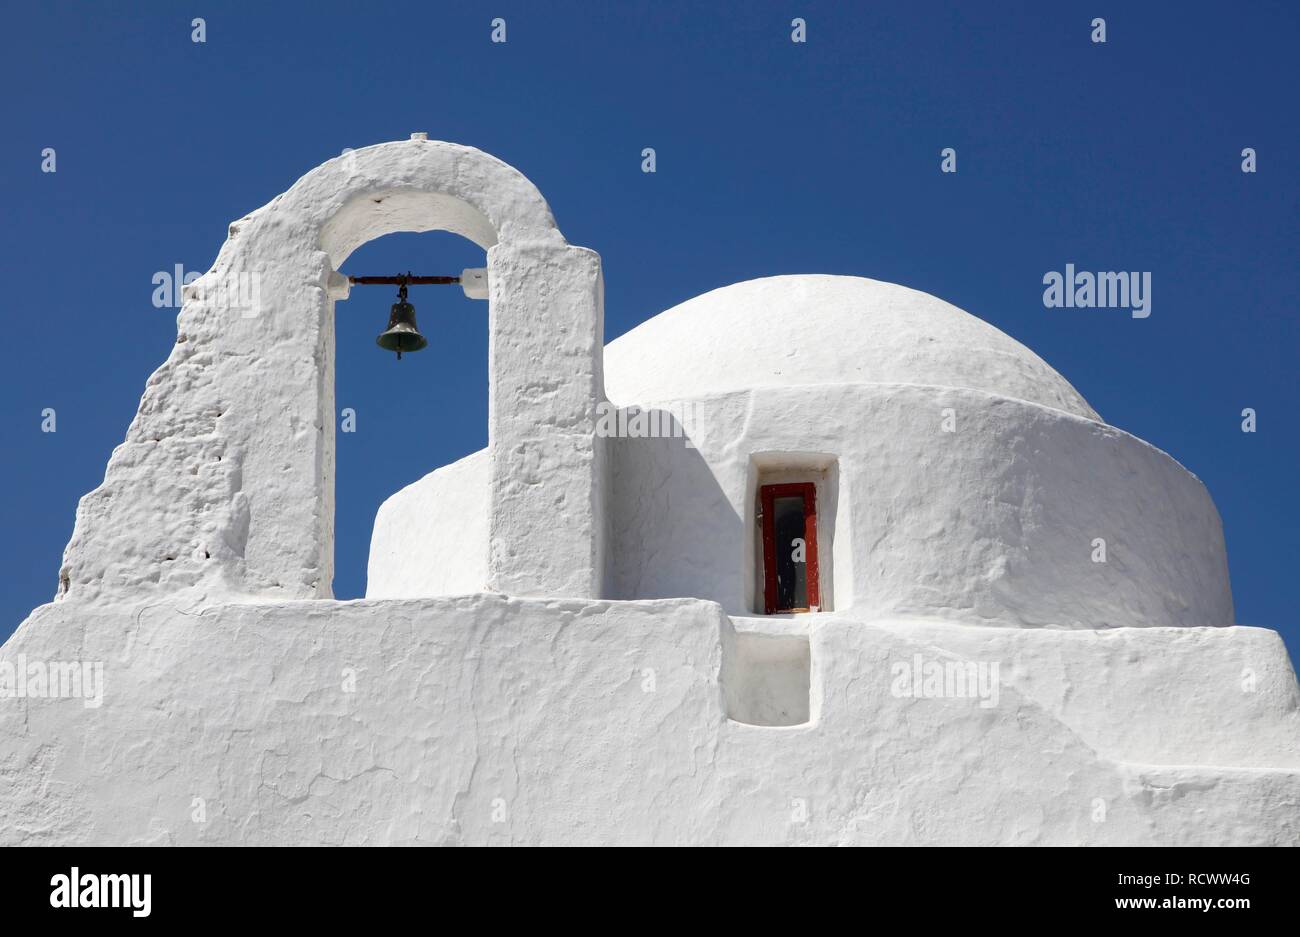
[1,138,1296,845]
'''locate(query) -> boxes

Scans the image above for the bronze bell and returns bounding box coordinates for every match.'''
[376,283,428,359]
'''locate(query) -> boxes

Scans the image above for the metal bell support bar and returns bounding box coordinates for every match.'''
[348,275,461,286]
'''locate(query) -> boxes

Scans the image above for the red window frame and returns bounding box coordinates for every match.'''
[760,482,820,614]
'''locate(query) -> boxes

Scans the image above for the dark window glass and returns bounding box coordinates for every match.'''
[772,495,807,611]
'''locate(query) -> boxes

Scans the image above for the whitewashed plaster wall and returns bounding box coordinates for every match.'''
[391,381,1230,628]
[53,138,604,606]
[1,596,1296,845]
[604,383,1232,627]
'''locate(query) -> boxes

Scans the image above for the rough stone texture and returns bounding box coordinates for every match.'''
[53,139,603,606]
[486,241,606,597]
[1,596,1295,845]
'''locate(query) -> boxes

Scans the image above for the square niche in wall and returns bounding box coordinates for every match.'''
[723,631,812,727]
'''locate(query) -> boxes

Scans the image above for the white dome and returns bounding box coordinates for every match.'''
[605,275,1098,420]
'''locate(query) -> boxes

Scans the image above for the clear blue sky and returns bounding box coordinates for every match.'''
[1,2,1295,659]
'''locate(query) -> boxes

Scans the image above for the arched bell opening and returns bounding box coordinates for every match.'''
[330,229,489,600]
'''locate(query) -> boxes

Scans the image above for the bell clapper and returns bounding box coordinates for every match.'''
[395,280,406,361]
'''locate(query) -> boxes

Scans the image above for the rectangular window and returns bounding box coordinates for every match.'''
[760,482,820,614]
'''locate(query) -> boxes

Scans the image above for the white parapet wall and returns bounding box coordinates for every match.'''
[0,595,1295,845]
